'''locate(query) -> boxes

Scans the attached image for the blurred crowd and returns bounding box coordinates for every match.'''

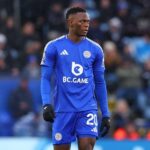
[0,0,150,140]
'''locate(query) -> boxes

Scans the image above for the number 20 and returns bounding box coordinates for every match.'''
[86,113,98,126]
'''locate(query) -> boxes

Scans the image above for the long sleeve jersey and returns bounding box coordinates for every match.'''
[41,35,110,117]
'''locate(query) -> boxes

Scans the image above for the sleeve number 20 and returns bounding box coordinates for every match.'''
[86,113,98,126]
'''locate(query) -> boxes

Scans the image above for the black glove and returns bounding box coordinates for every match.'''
[43,104,55,122]
[100,117,110,137]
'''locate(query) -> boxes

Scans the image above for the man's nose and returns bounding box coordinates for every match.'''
[84,22,89,28]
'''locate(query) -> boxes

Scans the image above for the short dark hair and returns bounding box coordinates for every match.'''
[65,7,86,19]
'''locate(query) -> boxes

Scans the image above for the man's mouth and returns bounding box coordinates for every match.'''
[83,30,88,33]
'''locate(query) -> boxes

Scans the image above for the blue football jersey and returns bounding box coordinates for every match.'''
[41,35,105,112]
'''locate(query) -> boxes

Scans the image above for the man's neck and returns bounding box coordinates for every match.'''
[67,33,85,43]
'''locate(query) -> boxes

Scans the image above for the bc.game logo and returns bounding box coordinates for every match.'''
[71,62,83,76]
[62,62,88,83]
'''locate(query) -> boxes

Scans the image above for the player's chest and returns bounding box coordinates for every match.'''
[55,46,95,68]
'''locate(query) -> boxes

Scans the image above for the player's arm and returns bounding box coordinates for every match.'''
[41,42,56,122]
[93,46,110,137]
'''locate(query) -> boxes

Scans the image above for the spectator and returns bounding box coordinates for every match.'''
[106,17,123,47]
[0,33,19,75]
[20,21,40,50]
[47,3,65,32]
[22,56,40,79]
[111,99,131,130]
[0,55,8,74]
[8,76,34,120]
[103,41,121,93]
[3,16,20,49]
[0,33,9,74]
[13,112,49,137]
[98,0,115,22]
[141,59,150,90]
[133,31,150,64]
[70,0,86,8]
[116,57,142,110]
[116,0,137,36]
[19,40,41,70]
[88,18,104,43]
[139,59,150,119]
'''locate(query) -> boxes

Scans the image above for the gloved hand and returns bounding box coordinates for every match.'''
[43,104,55,122]
[100,117,110,137]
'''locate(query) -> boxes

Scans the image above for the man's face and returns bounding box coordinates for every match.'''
[68,12,90,36]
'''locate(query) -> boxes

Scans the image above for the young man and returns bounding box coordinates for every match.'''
[41,7,110,150]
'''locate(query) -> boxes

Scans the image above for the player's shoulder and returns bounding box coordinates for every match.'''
[51,35,66,43]
[85,37,103,53]
[44,35,66,52]
[45,35,66,47]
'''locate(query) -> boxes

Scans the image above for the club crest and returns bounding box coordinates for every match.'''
[83,50,91,58]
[55,133,62,141]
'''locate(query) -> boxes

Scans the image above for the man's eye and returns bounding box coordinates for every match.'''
[80,20,84,23]
[80,20,90,23]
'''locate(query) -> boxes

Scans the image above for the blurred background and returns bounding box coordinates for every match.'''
[0,0,150,149]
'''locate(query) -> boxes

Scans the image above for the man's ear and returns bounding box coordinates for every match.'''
[66,19,69,28]
[67,19,73,28]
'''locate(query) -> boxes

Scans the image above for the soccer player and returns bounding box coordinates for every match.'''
[41,7,110,150]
